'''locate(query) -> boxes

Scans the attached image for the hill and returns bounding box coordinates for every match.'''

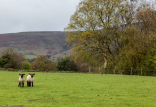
[0,31,69,59]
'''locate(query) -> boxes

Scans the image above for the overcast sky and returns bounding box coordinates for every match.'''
[0,0,81,34]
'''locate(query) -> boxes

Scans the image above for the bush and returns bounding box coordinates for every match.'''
[22,60,31,70]
[31,55,57,71]
[67,60,77,71]
[77,63,89,72]
[57,57,77,71]
[0,48,25,69]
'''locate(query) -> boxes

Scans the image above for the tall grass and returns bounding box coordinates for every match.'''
[0,71,156,107]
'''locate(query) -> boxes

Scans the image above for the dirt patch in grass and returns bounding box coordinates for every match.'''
[28,98,53,102]
[1,105,24,107]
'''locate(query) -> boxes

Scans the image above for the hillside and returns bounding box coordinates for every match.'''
[0,31,69,59]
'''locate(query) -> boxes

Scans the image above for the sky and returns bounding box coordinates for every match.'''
[0,0,81,34]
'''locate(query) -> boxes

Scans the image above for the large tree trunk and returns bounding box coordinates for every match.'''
[101,53,107,75]
[104,56,107,74]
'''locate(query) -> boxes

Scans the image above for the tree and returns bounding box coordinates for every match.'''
[73,50,98,67]
[65,0,129,71]
[31,55,57,71]
[144,49,156,70]
[117,27,149,69]
[0,53,12,68]
[135,7,156,71]
[57,57,77,71]
[22,60,31,70]
[136,7,156,33]
[65,0,156,75]
[0,47,25,69]
[117,6,156,71]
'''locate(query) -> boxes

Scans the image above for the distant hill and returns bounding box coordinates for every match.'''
[0,31,70,59]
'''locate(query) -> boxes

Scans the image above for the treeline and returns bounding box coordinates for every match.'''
[0,48,56,71]
[0,48,88,72]
[64,0,156,75]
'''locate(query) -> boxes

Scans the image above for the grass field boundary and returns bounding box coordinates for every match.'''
[0,67,156,76]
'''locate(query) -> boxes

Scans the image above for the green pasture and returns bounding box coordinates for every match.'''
[0,72,156,107]
[51,57,58,62]
[24,55,37,59]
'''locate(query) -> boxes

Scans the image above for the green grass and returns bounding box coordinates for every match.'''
[24,55,37,59]
[0,72,156,107]
[51,57,58,62]
[51,50,71,62]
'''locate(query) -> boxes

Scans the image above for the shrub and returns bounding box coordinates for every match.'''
[0,47,25,69]
[57,57,77,71]
[22,60,31,70]
[31,55,56,71]
[77,63,89,72]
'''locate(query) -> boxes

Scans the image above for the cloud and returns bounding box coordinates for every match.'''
[0,0,80,34]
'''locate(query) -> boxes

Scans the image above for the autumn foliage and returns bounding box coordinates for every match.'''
[31,55,57,71]
[65,0,156,74]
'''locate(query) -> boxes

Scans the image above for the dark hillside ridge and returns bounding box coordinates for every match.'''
[0,31,68,56]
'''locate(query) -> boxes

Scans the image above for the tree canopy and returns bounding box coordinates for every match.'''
[65,0,156,73]
[65,0,130,69]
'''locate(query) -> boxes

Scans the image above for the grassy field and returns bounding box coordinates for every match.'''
[24,55,37,59]
[0,72,156,107]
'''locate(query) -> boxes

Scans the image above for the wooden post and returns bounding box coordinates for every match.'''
[120,69,123,75]
[114,67,116,74]
[141,67,142,76]
[131,67,132,75]
[101,68,104,75]
[99,67,100,74]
